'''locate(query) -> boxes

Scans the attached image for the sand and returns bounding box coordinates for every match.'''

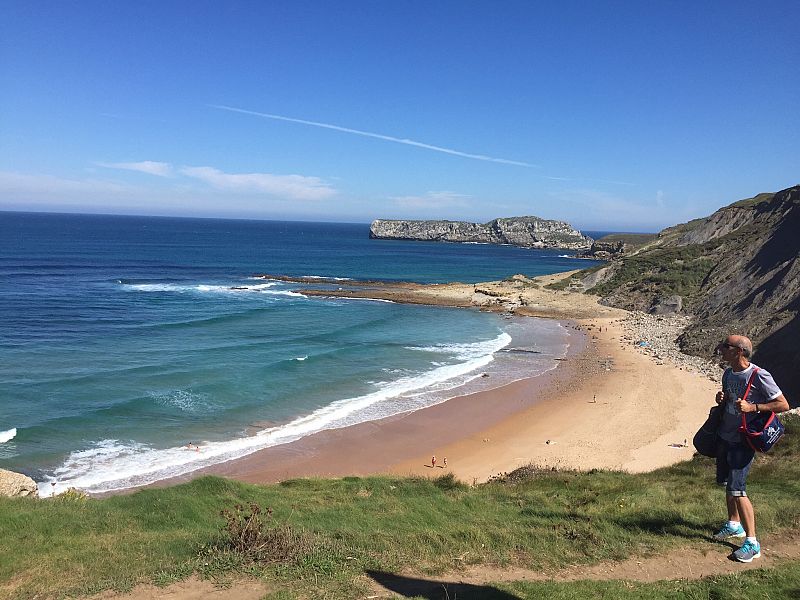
[188,272,719,487]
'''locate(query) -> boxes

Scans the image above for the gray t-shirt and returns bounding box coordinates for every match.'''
[718,363,783,443]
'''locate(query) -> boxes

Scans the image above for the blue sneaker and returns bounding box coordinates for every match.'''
[712,522,746,541]
[732,539,761,562]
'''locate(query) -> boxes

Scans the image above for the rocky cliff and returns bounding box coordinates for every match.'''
[576,185,800,405]
[0,468,38,498]
[370,217,592,249]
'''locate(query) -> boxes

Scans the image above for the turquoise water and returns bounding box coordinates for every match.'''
[0,212,600,495]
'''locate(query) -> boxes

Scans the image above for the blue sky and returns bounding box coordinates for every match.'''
[1,1,797,231]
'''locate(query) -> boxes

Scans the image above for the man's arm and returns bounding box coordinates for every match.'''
[736,393,791,413]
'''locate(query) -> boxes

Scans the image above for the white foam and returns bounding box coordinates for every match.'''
[264,290,307,298]
[333,297,395,303]
[406,334,512,361]
[127,283,190,292]
[37,331,512,497]
[149,390,210,413]
[123,282,304,298]
[0,428,17,444]
[300,275,353,281]
[246,282,278,290]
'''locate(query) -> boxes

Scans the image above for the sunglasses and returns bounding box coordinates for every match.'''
[718,342,740,350]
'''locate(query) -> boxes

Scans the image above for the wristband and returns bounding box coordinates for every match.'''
[755,404,759,413]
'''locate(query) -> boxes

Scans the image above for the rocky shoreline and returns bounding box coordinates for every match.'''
[619,313,722,382]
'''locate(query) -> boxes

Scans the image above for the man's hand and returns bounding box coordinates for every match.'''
[716,390,725,405]
[735,397,756,413]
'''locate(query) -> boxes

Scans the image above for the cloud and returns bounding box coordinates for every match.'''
[0,171,129,197]
[96,161,173,177]
[0,170,159,213]
[211,105,539,168]
[0,165,336,216]
[180,166,336,200]
[390,190,471,210]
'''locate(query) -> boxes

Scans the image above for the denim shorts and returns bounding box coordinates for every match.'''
[716,439,755,497]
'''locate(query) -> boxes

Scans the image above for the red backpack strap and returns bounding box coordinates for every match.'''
[740,367,760,430]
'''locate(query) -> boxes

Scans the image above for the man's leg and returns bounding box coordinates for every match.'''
[734,495,756,537]
[727,443,756,534]
[713,442,746,541]
[726,494,740,522]
[727,444,760,562]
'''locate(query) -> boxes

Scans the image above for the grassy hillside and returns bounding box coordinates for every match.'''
[2,414,799,599]
[594,232,658,250]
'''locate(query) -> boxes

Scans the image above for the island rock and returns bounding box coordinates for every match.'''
[369,217,593,250]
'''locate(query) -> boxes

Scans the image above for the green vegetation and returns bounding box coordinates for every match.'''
[589,219,779,308]
[590,244,717,300]
[545,264,606,291]
[594,232,659,249]
[731,192,776,209]
[2,416,799,599]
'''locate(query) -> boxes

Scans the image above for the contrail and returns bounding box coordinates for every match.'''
[210,104,538,168]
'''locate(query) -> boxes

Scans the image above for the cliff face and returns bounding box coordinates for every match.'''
[370,217,593,249]
[584,185,800,404]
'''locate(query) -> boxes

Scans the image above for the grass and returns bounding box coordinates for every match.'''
[730,192,777,210]
[594,232,659,249]
[1,415,799,599]
[588,244,717,301]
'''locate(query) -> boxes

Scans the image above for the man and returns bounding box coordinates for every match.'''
[712,334,790,562]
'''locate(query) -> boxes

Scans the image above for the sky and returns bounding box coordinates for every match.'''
[1,1,798,232]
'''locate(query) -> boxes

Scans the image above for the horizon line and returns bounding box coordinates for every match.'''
[0,208,659,233]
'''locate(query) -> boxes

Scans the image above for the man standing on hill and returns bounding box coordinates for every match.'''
[712,334,790,562]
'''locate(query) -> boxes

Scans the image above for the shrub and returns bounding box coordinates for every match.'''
[216,502,318,564]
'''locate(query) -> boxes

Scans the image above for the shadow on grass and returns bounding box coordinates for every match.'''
[523,508,714,542]
[610,513,713,540]
[366,570,520,599]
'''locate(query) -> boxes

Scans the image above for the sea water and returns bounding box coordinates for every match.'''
[0,212,602,495]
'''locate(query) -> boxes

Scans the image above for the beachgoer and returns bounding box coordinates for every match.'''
[711,334,790,562]
[443,457,447,467]
[431,455,436,468]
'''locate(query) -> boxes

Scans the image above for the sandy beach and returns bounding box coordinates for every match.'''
[187,272,720,488]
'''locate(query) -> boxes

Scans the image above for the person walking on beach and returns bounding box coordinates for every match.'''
[431,455,436,468]
[711,335,790,562]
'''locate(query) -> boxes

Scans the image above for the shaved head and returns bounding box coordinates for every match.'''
[725,334,753,358]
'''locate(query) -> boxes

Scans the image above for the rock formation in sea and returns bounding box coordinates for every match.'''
[369,217,593,250]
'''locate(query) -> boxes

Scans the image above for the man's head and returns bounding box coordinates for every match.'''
[716,334,753,363]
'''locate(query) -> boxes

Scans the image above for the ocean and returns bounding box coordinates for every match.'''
[0,212,602,496]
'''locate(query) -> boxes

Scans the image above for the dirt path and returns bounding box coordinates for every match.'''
[365,529,800,597]
[89,529,799,599]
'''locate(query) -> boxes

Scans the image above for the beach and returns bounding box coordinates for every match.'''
[192,272,721,487]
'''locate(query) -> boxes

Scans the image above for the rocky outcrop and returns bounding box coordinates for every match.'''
[649,295,683,315]
[0,468,39,498]
[579,239,627,259]
[369,217,592,250]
